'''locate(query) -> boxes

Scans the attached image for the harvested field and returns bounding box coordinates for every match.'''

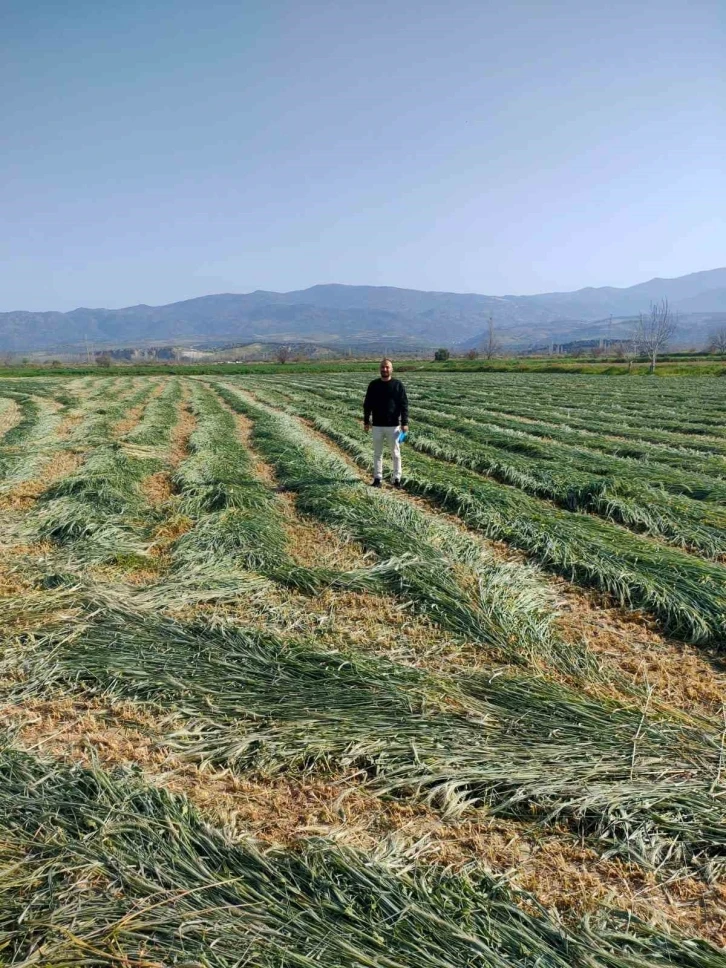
[1,370,725,965]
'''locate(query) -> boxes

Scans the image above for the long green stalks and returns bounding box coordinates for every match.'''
[1,742,723,966]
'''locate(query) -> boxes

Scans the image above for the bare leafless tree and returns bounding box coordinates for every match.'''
[635,299,677,374]
[482,315,499,360]
[707,326,726,354]
[618,332,640,373]
[464,348,479,360]
[276,345,291,364]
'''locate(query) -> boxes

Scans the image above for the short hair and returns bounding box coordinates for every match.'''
[380,357,393,366]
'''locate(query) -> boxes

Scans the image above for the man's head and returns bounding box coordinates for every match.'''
[379,358,393,381]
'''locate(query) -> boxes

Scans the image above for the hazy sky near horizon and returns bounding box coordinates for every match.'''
[1,0,724,311]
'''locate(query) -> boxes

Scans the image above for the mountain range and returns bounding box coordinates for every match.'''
[2,267,725,355]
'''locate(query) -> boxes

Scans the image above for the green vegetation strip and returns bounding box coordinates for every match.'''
[247,382,726,646]
[5,583,725,873]
[278,382,726,557]
[415,377,726,455]
[168,382,402,598]
[25,380,176,562]
[409,394,726,492]
[124,376,183,448]
[2,743,724,967]
[0,392,68,486]
[214,383,580,673]
[318,374,726,486]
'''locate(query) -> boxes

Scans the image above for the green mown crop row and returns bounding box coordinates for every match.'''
[314,377,726,486]
[410,376,726,452]
[2,741,723,967]
[272,382,726,556]
[0,392,66,485]
[408,394,726,487]
[316,372,726,460]
[24,380,175,562]
[214,383,580,673]
[168,382,397,598]
[409,372,726,424]
[241,381,726,646]
[3,583,724,873]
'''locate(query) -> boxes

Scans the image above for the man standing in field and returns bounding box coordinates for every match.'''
[363,358,409,488]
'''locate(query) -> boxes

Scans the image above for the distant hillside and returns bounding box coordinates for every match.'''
[2,268,725,353]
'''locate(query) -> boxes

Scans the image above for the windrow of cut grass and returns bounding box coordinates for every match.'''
[5,583,726,875]
[276,382,726,557]
[245,382,726,647]
[409,394,726,492]
[122,376,183,449]
[301,376,726,488]
[0,392,42,452]
[69,377,158,446]
[416,371,726,424]
[0,395,21,438]
[23,380,177,563]
[413,377,726,455]
[0,390,67,486]
[165,382,401,600]
[3,744,724,968]
[214,383,584,674]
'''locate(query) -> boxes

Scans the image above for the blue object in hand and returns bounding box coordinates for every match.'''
[397,430,408,444]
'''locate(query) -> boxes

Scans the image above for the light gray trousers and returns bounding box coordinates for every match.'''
[372,425,401,479]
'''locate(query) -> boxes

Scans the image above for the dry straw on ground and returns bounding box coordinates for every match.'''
[3,687,725,947]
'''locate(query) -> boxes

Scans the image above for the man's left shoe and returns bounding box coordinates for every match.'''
[393,479,402,489]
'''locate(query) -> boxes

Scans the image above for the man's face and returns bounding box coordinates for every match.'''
[380,360,392,380]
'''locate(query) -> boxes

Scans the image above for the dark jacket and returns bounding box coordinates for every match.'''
[364,378,409,427]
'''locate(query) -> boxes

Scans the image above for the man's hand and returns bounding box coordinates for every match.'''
[402,425,409,432]
[364,422,371,433]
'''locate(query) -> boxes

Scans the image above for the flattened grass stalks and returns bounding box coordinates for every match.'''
[5,586,725,873]
[289,384,726,556]
[252,385,725,647]
[215,384,588,674]
[1,742,724,967]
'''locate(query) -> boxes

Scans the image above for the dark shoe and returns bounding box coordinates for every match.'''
[371,478,382,488]
[393,479,402,489]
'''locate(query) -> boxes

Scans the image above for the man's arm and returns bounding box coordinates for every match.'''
[363,381,374,429]
[399,383,409,429]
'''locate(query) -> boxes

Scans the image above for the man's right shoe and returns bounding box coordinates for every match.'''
[371,478,382,488]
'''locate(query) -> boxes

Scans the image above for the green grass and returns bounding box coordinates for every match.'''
[274,382,726,556]
[2,741,724,967]
[5,583,725,873]
[124,377,182,447]
[168,383,400,598]
[214,383,582,674]
[243,382,726,646]
[24,381,174,562]
[0,392,66,485]
[1,355,724,378]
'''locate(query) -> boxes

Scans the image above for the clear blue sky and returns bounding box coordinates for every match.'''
[1,0,723,310]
